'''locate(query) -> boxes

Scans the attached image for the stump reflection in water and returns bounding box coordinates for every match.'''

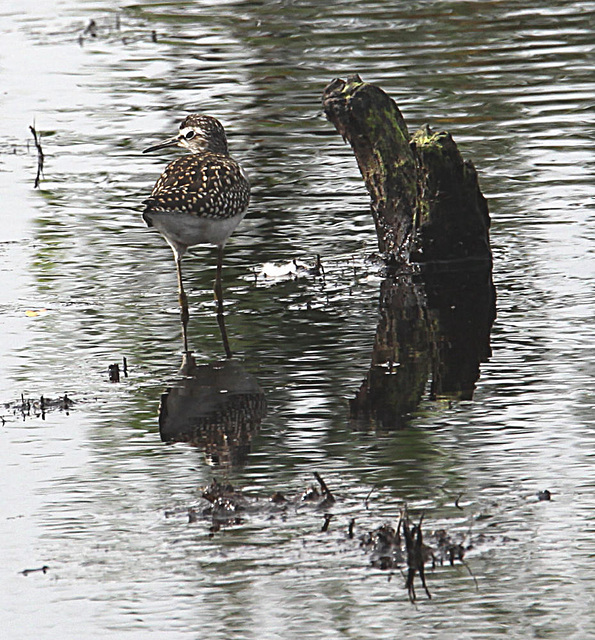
[159,353,266,467]
[351,265,495,429]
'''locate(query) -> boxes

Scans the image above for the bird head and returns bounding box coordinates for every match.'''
[143,114,229,155]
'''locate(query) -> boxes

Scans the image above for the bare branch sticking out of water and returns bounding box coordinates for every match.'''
[29,124,44,188]
[314,471,335,506]
[321,513,333,532]
[402,509,432,603]
[364,483,378,509]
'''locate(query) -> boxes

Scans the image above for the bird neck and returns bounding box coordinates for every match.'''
[204,138,229,155]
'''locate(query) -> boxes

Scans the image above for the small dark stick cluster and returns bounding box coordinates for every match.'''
[313,471,335,507]
[108,357,129,382]
[6,393,73,421]
[160,475,481,603]
[402,510,432,603]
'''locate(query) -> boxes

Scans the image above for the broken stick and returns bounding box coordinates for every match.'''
[29,124,44,188]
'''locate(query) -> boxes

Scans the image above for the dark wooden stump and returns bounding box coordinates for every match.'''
[322,75,417,259]
[410,126,491,263]
[325,75,496,427]
[322,74,491,265]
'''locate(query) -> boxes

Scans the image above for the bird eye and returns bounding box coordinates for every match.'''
[185,130,195,140]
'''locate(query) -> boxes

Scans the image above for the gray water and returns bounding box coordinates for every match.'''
[1,1,594,638]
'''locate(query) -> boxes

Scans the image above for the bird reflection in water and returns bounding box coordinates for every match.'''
[159,352,266,467]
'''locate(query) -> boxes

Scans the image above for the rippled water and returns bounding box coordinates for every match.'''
[1,1,594,638]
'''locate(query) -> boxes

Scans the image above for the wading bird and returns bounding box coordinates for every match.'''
[142,115,250,357]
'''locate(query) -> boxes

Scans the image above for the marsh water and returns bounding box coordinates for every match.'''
[1,1,594,638]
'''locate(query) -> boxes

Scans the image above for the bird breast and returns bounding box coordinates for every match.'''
[145,153,250,220]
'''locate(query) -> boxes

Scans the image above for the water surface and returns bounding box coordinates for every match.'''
[1,1,594,638]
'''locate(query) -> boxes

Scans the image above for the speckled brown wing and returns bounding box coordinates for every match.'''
[143,152,250,226]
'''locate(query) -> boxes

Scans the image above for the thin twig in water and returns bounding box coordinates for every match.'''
[29,124,44,188]
[348,518,355,539]
[364,483,378,509]
[20,565,49,576]
[461,558,479,591]
[313,471,335,503]
[321,513,333,532]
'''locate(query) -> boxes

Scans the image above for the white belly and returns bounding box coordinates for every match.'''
[149,211,247,255]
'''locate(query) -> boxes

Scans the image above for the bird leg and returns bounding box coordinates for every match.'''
[214,245,226,317]
[174,252,190,354]
[215,245,232,359]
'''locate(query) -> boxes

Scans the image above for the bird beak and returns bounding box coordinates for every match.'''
[143,135,182,154]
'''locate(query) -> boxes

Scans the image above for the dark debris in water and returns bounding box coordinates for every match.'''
[108,357,128,383]
[77,13,157,48]
[194,474,335,534]
[29,123,44,188]
[202,479,247,532]
[2,393,74,422]
[19,565,49,577]
[358,506,481,602]
[360,509,470,602]
[164,473,482,603]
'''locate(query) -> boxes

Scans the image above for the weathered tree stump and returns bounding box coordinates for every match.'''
[323,74,491,264]
[322,76,417,258]
[324,75,496,427]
